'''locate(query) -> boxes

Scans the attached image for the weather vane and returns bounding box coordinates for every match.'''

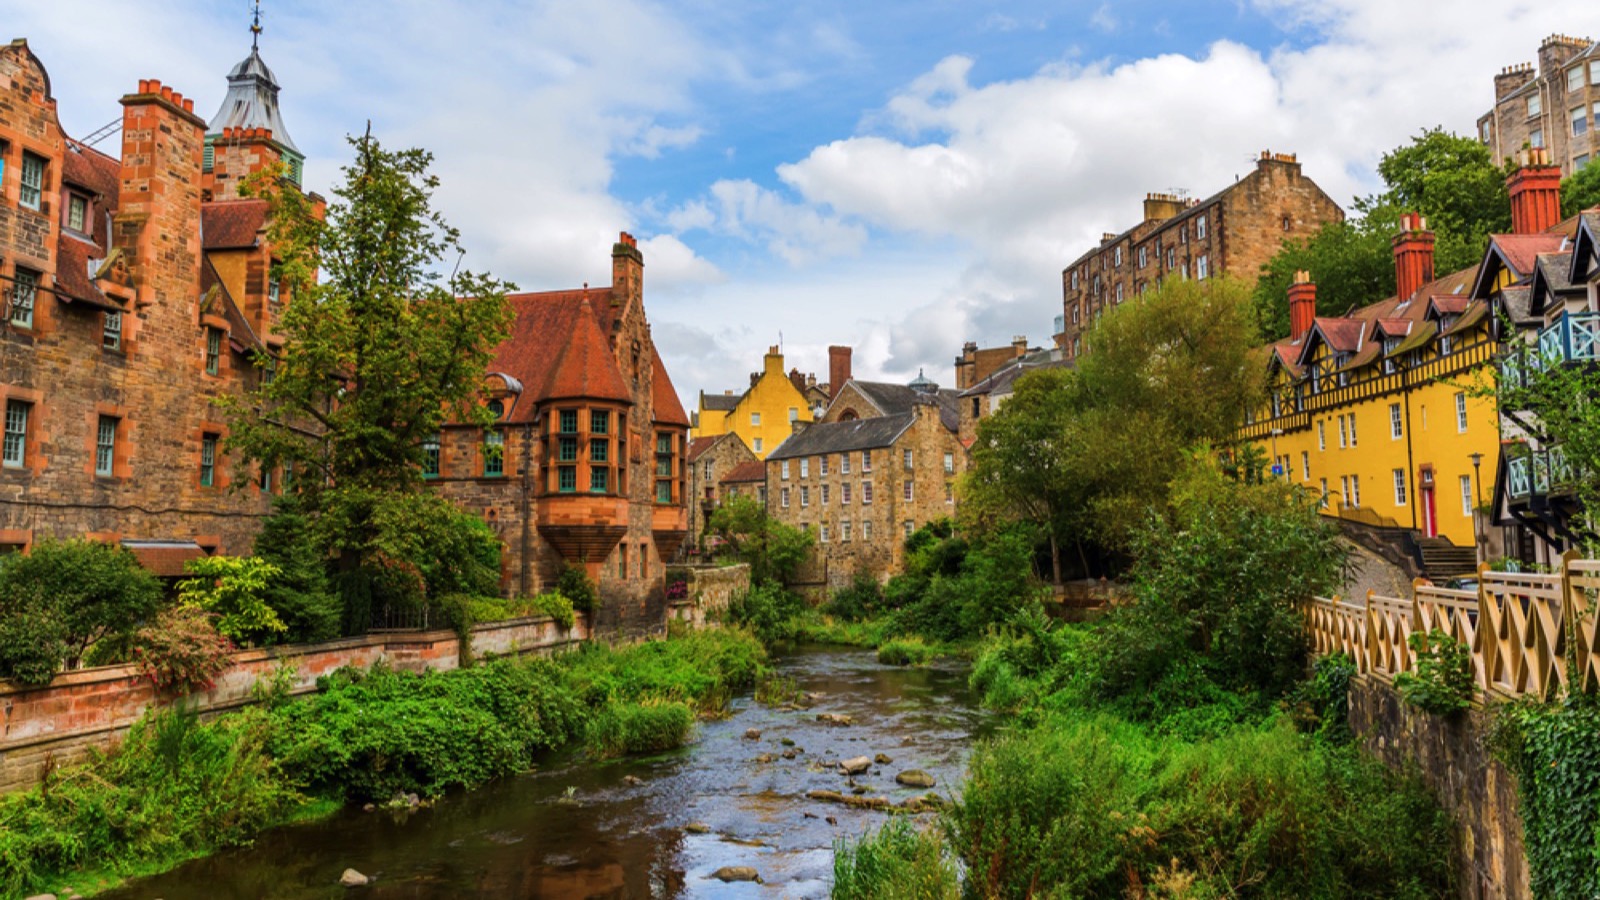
[250,0,263,51]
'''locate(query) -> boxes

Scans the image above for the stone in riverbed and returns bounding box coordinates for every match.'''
[743,728,762,740]
[874,753,892,764]
[711,866,762,883]
[340,868,370,887]
[685,822,712,834]
[816,713,852,726]
[755,753,776,763]
[896,770,937,788]
[838,756,872,775]
[23,893,57,900]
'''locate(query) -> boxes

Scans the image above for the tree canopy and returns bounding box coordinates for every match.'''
[1563,162,1600,218]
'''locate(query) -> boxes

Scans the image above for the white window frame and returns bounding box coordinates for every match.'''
[800,458,809,478]
[800,486,809,507]
[943,452,954,474]
[18,152,44,211]
[820,524,830,544]
[862,481,873,505]
[1389,403,1403,440]
[1393,468,1407,506]
[1569,66,1586,92]
[841,520,852,542]
[1196,255,1209,280]
[1455,392,1468,433]
[103,310,122,350]
[3,400,28,468]
[95,416,117,477]
[841,482,851,505]
[1347,413,1356,447]
[781,460,790,480]
[1461,475,1474,517]
[751,412,761,426]
[903,449,913,470]
[820,455,829,476]
[903,479,913,502]
[1197,215,1207,239]
[1338,416,1348,448]
[10,269,37,329]
[753,438,763,454]
[1319,477,1329,508]
[863,520,873,541]
[1317,420,1326,451]
[781,487,790,508]
[841,455,851,475]
[1529,93,1542,117]
[821,484,830,505]
[1351,474,1361,507]
[1301,451,1310,481]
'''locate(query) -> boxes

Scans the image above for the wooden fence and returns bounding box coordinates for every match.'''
[1304,551,1600,701]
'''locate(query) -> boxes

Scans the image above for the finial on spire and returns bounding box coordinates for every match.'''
[250,0,263,51]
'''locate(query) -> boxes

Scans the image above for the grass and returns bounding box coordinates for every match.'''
[832,818,959,900]
[875,637,934,666]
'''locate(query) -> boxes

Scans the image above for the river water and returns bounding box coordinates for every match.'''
[104,645,990,899]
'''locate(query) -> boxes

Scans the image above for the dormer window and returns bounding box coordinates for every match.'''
[1382,336,1399,373]
[65,193,89,234]
[487,398,505,420]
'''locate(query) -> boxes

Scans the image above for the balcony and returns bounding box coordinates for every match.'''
[1536,311,1600,366]
[1506,445,1576,502]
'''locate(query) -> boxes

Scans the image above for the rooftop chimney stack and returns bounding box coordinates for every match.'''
[828,346,852,401]
[1391,212,1436,303]
[1288,271,1317,343]
[1507,147,1563,235]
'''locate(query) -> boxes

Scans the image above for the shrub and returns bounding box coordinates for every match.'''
[876,637,933,666]
[1393,629,1475,716]
[584,700,694,757]
[1491,695,1600,899]
[832,818,959,900]
[529,591,576,628]
[0,540,163,682]
[252,502,340,644]
[131,606,236,694]
[824,573,882,621]
[1287,652,1356,742]
[557,565,597,613]
[561,628,766,713]
[178,556,288,646]
[726,582,806,646]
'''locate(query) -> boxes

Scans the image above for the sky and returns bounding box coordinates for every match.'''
[9,0,1597,407]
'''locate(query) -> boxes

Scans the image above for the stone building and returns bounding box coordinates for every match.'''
[691,346,819,459]
[765,396,965,589]
[0,38,306,572]
[718,460,766,506]
[955,347,1069,445]
[1477,34,1600,177]
[1055,151,1343,360]
[953,336,1031,391]
[423,233,691,632]
[686,430,757,552]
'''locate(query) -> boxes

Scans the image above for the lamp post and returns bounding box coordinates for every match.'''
[1270,428,1284,480]
[1469,452,1485,561]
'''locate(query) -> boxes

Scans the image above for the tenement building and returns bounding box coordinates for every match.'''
[686,430,757,552]
[1055,151,1343,360]
[1477,34,1600,176]
[0,37,308,572]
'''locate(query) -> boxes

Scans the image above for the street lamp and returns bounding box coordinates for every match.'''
[1469,452,1485,560]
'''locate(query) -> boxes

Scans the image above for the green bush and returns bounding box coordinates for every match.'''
[584,700,694,757]
[1393,629,1475,716]
[252,502,341,644]
[726,582,806,646]
[561,628,765,713]
[1492,695,1600,899]
[832,818,958,900]
[876,637,933,666]
[130,606,235,695]
[0,540,164,683]
[178,556,287,646]
[1288,652,1357,742]
[557,565,597,613]
[825,573,883,621]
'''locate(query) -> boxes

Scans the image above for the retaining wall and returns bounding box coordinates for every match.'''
[665,563,750,627]
[0,613,589,794]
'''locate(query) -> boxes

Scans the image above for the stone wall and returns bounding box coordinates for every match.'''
[1348,676,1529,899]
[665,562,749,626]
[0,613,589,794]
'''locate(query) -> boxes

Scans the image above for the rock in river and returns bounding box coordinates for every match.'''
[711,866,762,883]
[743,728,762,740]
[685,822,712,834]
[816,713,853,727]
[874,753,893,764]
[896,770,937,788]
[339,868,370,887]
[838,756,872,775]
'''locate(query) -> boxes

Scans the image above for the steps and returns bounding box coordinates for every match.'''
[1417,537,1478,582]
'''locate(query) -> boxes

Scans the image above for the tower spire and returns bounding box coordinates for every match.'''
[250,0,262,51]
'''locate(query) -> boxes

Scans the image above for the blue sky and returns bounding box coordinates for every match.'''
[11,0,1596,403]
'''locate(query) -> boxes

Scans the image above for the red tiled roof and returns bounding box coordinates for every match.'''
[52,237,117,310]
[1491,233,1566,277]
[202,199,269,250]
[1373,318,1412,336]
[62,143,120,204]
[1313,318,1366,352]
[123,541,208,578]
[652,351,690,426]
[688,435,722,462]
[1428,295,1469,316]
[541,295,632,405]
[720,461,766,484]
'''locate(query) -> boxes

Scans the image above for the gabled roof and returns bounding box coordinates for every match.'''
[1529,251,1582,317]
[957,350,1071,398]
[1297,317,1365,367]
[200,255,262,352]
[651,352,691,426]
[1373,318,1412,337]
[699,392,743,412]
[767,413,916,461]
[1426,295,1468,318]
[1570,211,1600,284]
[1473,232,1568,298]
[202,199,269,250]
[688,435,725,462]
[720,461,767,484]
[53,235,121,311]
[1390,320,1438,356]
[1268,341,1303,376]
[840,380,961,433]
[542,295,632,405]
[62,142,119,203]
[1441,301,1488,338]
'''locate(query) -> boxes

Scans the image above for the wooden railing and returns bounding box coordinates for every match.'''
[1303,551,1600,701]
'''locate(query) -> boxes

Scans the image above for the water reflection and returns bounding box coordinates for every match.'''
[104,644,989,899]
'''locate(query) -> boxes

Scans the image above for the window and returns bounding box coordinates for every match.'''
[703,459,713,480]
[259,466,272,493]
[943,452,954,474]
[789,407,799,422]
[753,438,763,454]
[0,401,26,469]
[1137,246,1147,268]
[841,520,852,542]
[1392,468,1407,506]
[782,460,791,480]
[751,412,761,427]
[1347,413,1356,446]
[1338,416,1348,448]
[618,544,628,580]
[800,486,810,507]
[10,269,37,328]
[1528,93,1542,117]
[103,311,122,350]
[1351,474,1361,507]
[800,458,809,478]
[486,398,505,420]
[1389,403,1403,439]
[558,465,576,492]
[19,152,44,211]
[559,409,578,433]
[841,455,850,475]
[1195,255,1209,280]
[1115,283,1124,302]
[862,482,873,505]
[200,433,217,486]
[841,482,852,504]
[1319,478,1329,508]
[1301,451,1310,480]
[205,327,222,375]
[591,410,609,434]
[1531,128,1544,148]
[655,432,674,503]
[1113,246,1123,266]
[1179,226,1187,245]
[590,437,608,463]
[656,479,672,504]
[821,484,830,505]
[945,482,954,504]
[820,524,830,544]
[1461,474,1476,517]
[1574,105,1589,137]
[1317,420,1326,451]
[903,479,913,501]
[1282,214,1292,231]
[1569,65,1586,92]
[590,466,609,493]
[1340,476,1350,506]
[558,436,578,461]
[1165,247,1175,268]
[422,434,440,477]
[66,193,88,233]
[863,520,873,541]
[268,271,281,305]
[903,449,913,470]
[1593,62,1600,86]
[1455,393,1468,433]
[1070,270,1079,290]
[483,430,504,476]
[903,520,914,538]
[781,487,791,508]
[820,455,829,476]
[1197,215,1207,239]
[862,451,872,472]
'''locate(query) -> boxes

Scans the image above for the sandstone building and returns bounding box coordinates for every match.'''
[1477,34,1600,177]
[686,430,757,552]
[1055,152,1343,360]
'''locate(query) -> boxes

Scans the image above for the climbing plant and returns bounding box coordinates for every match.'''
[1492,695,1600,898]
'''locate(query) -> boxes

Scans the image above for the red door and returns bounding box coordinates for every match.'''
[1422,487,1437,538]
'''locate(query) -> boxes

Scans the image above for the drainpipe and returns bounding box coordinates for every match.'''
[1403,370,1418,532]
[520,420,534,595]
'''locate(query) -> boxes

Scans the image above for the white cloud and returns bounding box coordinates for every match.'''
[670,179,868,265]
[1089,4,1119,34]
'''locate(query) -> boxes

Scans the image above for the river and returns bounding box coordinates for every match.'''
[103,644,991,899]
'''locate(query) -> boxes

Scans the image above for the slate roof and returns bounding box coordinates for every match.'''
[688,435,723,462]
[957,351,1071,399]
[767,413,916,461]
[843,381,961,432]
[720,460,767,484]
[202,199,269,250]
[700,392,743,412]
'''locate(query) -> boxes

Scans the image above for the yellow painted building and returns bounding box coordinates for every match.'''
[691,346,812,459]
[1242,227,1502,553]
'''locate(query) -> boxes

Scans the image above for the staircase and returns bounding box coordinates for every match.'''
[1417,537,1478,582]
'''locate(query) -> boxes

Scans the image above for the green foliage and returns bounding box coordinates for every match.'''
[1393,629,1475,716]
[726,581,807,646]
[1493,695,1600,899]
[559,627,766,714]
[1253,208,1401,339]
[707,494,815,586]
[832,818,959,900]
[1562,160,1600,217]
[251,502,340,643]
[1286,652,1357,743]
[130,606,235,695]
[443,591,577,633]
[178,556,287,646]
[0,540,164,684]
[824,573,883,621]
[366,491,502,601]
[583,700,694,758]
[1491,354,1600,555]
[876,637,933,666]
[556,564,597,613]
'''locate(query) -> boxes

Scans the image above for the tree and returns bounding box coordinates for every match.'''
[220,131,514,632]
[1563,162,1600,217]
[178,556,287,646]
[1254,128,1512,340]
[707,495,814,586]
[0,540,163,684]
[252,498,341,643]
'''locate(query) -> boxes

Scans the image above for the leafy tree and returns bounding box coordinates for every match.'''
[1562,161,1600,217]
[1252,202,1400,338]
[178,556,287,646]
[220,131,514,632]
[556,565,598,613]
[707,494,814,586]
[252,499,340,643]
[0,540,163,683]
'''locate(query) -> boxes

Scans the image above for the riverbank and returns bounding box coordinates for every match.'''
[0,627,766,898]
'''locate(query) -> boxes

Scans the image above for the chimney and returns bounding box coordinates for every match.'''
[1507,147,1563,235]
[1494,62,1536,101]
[828,345,852,400]
[1287,271,1317,343]
[117,78,207,308]
[788,367,806,393]
[611,231,643,308]
[762,345,784,378]
[204,126,284,200]
[1143,193,1185,223]
[1012,335,1028,357]
[1392,212,1436,302]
